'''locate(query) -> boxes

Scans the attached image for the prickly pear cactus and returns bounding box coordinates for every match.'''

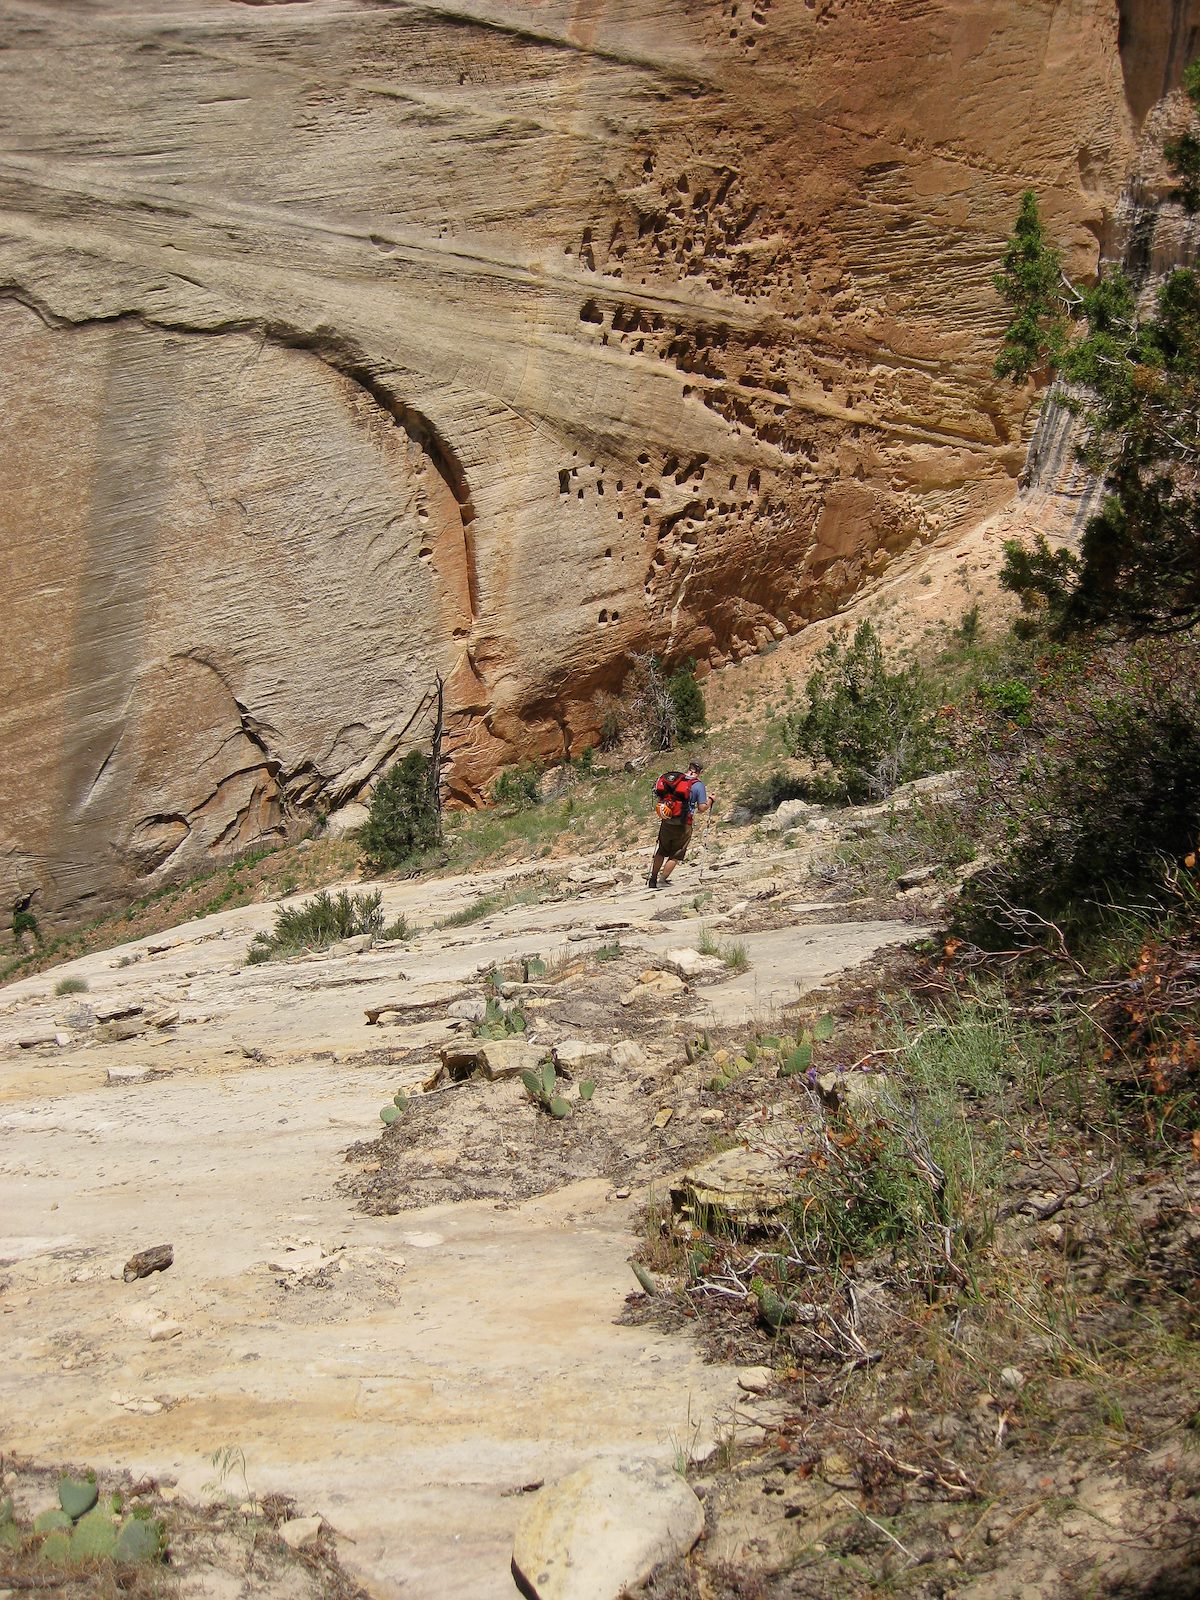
[115,1514,164,1564]
[34,1508,72,1535]
[58,1476,99,1521]
[40,1529,71,1563]
[69,1506,118,1561]
[0,1497,19,1552]
[380,1105,400,1125]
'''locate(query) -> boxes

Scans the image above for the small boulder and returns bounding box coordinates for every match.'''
[553,1039,610,1072]
[439,1037,545,1083]
[897,864,939,891]
[610,1040,648,1072]
[511,1458,703,1600]
[321,802,368,840]
[737,1366,773,1394]
[277,1515,323,1551]
[447,998,487,1024]
[662,948,723,980]
[621,971,686,1006]
[100,1016,147,1043]
[17,1028,58,1049]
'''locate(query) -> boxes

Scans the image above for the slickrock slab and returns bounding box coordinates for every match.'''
[512,1458,703,1600]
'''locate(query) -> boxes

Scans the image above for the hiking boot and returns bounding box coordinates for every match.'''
[647,874,660,889]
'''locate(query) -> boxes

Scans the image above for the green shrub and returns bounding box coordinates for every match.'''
[492,762,543,810]
[733,769,812,819]
[247,889,383,964]
[359,751,440,873]
[54,976,88,996]
[958,636,1200,945]
[667,661,706,742]
[787,621,948,802]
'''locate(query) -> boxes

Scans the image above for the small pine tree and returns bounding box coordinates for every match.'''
[667,661,707,743]
[789,622,946,802]
[1164,60,1200,211]
[992,190,1069,384]
[359,751,440,872]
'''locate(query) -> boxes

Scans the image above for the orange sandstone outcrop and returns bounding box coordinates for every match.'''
[0,0,1191,920]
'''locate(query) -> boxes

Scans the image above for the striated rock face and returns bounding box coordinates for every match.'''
[0,0,1190,920]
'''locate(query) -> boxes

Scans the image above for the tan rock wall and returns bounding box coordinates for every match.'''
[0,0,1189,920]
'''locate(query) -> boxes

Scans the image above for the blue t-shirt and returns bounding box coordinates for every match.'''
[687,780,708,818]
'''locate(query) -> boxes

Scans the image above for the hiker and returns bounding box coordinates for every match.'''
[648,759,711,889]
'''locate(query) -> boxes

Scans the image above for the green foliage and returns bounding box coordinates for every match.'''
[12,908,39,944]
[380,1091,408,1126]
[359,750,441,873]
[789,996,1042,1270]
[779,1014,836,1078]
[733,768,812,819]
[720,939,749,973]
[1164,60,1200,210]
[492,761,543,810]
[474,996,528,1040]
[974,678,1033,723]
[247,888,383,964]
[667,660,707,742]
[53,975,89,997]
[601,653,704,753]
[521,1059,593,1116]
[788,621,948,801]
[992,190,1069,383]
[958,636,1200,944]
[440,892,504,928]
[380,913,411,942]
[996,127,1200,634]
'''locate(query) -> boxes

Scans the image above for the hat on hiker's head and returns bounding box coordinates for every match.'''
[687,757,704,774]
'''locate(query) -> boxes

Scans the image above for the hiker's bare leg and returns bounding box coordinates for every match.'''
[660,858,679,882]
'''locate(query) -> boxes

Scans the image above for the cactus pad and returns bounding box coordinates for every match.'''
[58,1477,98,1520]
[34,1509,72,1535]
[115,1515,164,1564]
[69,1507,118,1561]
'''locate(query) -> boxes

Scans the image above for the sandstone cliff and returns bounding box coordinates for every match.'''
[0,0,1191,921]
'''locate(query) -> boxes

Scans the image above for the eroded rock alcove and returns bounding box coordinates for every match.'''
[1,0,1192,919]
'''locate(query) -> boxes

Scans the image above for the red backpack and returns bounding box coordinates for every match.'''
[654,770,693,821]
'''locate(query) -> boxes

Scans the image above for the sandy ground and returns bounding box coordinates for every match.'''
[0,830,928,1596]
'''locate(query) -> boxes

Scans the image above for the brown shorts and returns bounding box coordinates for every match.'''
[656,818,692,862]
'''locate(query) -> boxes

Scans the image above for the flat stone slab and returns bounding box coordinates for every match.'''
[512,1457,704,1600]
[672,1147,796,1229]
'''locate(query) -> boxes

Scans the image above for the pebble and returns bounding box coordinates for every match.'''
[149,1320,184,1342]
[999,1366,1026,1391]
[278,1515,323,1551]
[737,1366,773,1394]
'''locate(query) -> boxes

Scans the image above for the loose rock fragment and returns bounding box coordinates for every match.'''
[512,1458,703,1600]
[123,1244,174,1283]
